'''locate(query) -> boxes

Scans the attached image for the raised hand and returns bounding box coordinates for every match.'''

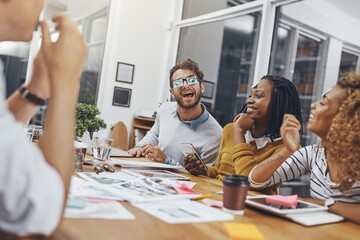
[25,50,50,100]
[233,113,254,132]
[40,15,87,94]
[280,114,301,153]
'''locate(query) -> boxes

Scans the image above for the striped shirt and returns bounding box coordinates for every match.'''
[249,145,360,203]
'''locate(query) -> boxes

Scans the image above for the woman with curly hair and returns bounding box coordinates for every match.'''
[249,72,360,224]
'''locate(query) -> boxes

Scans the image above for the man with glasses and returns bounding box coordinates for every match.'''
[128,58,222,167]
[0,0,87,237]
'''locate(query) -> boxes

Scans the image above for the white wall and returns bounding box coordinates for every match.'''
[94,0,176,145]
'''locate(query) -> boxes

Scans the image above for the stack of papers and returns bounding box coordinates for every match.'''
[76,171,200,203]
[67,167,233,224]
[112,159,183,169]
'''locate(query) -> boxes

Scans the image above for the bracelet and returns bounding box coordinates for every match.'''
[18,86,46,106]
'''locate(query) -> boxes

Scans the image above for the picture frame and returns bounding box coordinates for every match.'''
[116,62,134,84]
[112,87,132,108]
[202,80,215,99]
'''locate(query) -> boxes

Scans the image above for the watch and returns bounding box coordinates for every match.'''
[324,198,336,208]
[18,86,46,106]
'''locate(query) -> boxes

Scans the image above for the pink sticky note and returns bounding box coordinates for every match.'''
[266,194,298,209]
[202,198,223,208]
[173,182,200,194]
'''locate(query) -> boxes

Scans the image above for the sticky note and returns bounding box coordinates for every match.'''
[266,194,298,209]
[223,222,265,240]
[173,182,200,194]
[223,223,264,240]
[202,198,223,208]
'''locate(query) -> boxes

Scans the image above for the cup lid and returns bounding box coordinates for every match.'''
[223,175,249,187]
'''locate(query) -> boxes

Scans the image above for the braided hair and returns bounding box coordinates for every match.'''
[260,75,303,140]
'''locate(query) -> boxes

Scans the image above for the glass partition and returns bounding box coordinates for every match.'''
[177,12,262,126]
[182,0,255,19]
[339,51,359,76]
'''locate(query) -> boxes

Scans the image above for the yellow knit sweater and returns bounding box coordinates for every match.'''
[207,123,286,194]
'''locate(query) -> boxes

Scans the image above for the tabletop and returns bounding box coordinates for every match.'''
[6,156,360,240]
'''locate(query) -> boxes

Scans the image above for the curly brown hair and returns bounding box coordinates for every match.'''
[325,72,360,191]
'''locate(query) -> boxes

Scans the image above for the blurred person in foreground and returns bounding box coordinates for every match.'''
[0,0,87,237]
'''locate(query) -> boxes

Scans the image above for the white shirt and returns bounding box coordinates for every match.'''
[0,61,64,236]
[245,130,282,149]
[249,145,360,203]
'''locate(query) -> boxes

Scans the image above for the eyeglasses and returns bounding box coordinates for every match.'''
[94,164,115,174]
[172,75,198,88]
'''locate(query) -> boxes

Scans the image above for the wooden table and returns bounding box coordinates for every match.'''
[50,156,360,240]
[6,157,359,240]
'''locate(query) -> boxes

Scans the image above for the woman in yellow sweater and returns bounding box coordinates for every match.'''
[185,75,302,193]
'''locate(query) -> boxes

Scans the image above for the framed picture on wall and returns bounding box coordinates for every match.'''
[116,62,135,84]
[202,80,215,99]
[112,87,132,107]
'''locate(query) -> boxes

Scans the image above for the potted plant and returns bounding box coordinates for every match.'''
[76,103,107,140]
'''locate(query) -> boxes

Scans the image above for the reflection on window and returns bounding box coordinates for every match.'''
[0,42,29,98]
[78,10,109,105]
[339,51,359,77]
[177,12,261,126]
[182,0,255,19]
[270,10,325,147]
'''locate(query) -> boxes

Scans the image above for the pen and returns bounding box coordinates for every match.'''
[192,194,212,200]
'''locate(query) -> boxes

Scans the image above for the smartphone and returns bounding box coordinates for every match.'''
[179,143,207,170]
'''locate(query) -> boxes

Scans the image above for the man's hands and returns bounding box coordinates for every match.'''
[128,144,167,163]
[280,114,301,153]
[184,154,207,176]
[128,147,143,157]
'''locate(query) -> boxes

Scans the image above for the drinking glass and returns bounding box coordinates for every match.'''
[91,137,114,164]
[24,129,34,142]
[74,151,84,172]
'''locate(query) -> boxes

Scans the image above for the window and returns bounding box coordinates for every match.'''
[182,0,255,19]
[339,51,359,76]
[177,12,262,126]
[269,3,327,146]
[78,9,109,105]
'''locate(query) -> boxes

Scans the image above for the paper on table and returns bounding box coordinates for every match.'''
[64,197,135,220]
[132,199,234,224]
[223,223,265,240]
[110,148,132,157]
[112,158,183,169]
[76,173,201,203]
[69,176,126,201]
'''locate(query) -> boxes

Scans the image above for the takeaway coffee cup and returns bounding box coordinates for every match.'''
[222,175,249,215]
